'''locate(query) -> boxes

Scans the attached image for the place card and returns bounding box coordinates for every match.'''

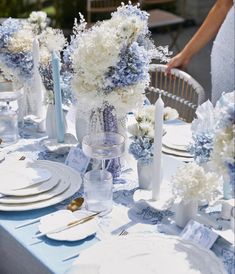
[65,145,90,174]
[180,220,218,249]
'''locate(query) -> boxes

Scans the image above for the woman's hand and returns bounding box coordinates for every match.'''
[166,52,191,74]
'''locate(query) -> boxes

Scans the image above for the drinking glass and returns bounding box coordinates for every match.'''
[84,169,113,213]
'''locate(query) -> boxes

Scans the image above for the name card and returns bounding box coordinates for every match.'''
[65,146,90,175]
[180,220,218,249]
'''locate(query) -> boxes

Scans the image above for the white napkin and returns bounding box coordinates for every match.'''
[191,100,215,134]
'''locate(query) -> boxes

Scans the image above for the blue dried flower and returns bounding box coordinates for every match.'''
[105,42,150,91]
[0,51,33,80]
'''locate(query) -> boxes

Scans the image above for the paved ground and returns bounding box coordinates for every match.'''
[151,26,213,100]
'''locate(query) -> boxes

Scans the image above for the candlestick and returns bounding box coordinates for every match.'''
[152,95,164,200]
[52,50,65,143]
[32,38,45,132]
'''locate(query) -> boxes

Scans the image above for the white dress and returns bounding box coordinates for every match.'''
[211,2,235,105]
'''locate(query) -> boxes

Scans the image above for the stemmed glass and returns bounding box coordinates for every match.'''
[82,132,125,169]
[82,132,125,213]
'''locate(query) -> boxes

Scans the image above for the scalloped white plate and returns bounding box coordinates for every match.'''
[73,234,226,274]
[0,161,82,211]
[0,179,69,204]
[38,210,98,241]
[163,123,192,150]
[0,167,52,191]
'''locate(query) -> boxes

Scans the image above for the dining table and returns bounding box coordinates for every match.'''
[0,114,234,274]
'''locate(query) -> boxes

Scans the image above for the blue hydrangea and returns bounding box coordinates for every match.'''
[104,42,150,91]
[0,51,33,79]
[0,18,22,48]
[189,133,214,164]
[129,137,153,160]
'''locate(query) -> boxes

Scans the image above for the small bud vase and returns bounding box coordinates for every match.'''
[137,157,153,190]
[175,199,198,228]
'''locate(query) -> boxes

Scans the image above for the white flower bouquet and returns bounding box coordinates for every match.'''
[172,162,221,202]
[0,11,48,84]
[68,3,171,117]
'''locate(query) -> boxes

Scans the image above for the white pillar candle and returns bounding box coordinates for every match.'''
[152,95,164,200]
[32,39,44,117]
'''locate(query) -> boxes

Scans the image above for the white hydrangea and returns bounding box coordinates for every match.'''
[72,22,121,94]
[39,27,66,52]
[8,26,34,52]
[28,11,47,30]
[211,124,235,176]
[172,162,221,202]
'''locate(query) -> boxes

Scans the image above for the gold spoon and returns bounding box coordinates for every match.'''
[67,197,84,212]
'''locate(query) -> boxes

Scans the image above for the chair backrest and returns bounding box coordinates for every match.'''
[146,64,205,122]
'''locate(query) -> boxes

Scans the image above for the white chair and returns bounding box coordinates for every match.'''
[146,64,205,122]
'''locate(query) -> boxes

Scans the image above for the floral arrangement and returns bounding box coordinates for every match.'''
[189,91,235,195]
[68,3,171,117]
[0,12,48,84]
[128,105,178,159]
[211,92,235,192]
[172,162,221,202]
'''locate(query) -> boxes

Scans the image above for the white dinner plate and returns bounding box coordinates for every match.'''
[0,179,69,204]
[163,123,193,150]
[162,145,193,158]
[38,210,98,241]
[73,234,226,274]
[0,161,82,211]
[0,167,52,191]
[0,169,60,197]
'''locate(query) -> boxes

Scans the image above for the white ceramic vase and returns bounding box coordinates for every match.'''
[46,104,67,139]
[175,199,198,228]
[137,157,153,190]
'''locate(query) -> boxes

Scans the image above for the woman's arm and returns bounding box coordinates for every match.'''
[166,0,233,72]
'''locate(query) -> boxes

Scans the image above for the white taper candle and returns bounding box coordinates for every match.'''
[152,94,164,200]
[32,38,45,132]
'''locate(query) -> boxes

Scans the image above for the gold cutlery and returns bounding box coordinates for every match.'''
[15,197,84,229]
[33,212,100,238]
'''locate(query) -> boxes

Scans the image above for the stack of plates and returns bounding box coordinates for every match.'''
[162,124,194,162]
[71,234,226,274]
[0,159,82,211]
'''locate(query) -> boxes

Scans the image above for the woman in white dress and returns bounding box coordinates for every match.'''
[166,0,234,105]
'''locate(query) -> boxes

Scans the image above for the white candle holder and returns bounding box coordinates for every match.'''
[40,133,77,155]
